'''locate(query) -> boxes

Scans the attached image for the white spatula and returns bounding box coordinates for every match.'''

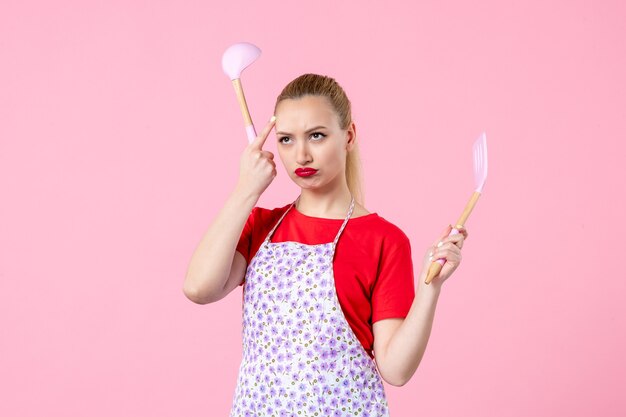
[425,132,489,284]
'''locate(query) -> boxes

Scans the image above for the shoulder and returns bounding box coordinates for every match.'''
[249,203,293,224]
[348,212,412,256]
[358,213,410,242]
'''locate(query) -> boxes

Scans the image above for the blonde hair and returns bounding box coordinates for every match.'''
[274,73,365,206]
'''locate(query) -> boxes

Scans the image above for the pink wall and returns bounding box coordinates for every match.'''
[1,1,624,416]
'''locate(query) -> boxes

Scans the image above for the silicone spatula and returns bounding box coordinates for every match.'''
[425,132,489,284]
[221,42,262,143]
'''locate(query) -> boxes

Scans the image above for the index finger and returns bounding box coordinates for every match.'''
[251,116,276,150]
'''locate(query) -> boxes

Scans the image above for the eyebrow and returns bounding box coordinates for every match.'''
[275,125,328,136]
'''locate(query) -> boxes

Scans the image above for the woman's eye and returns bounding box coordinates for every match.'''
[278,137,291,144]
[311,132,326,140]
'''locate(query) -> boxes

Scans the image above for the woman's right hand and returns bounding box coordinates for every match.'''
[236,116,277,199]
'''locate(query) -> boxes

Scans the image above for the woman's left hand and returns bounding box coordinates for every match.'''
[419,225,468,288]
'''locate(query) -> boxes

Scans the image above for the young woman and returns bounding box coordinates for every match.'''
[184,73,468,416]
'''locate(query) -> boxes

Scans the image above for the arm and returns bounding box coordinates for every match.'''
[372,284,440,386]
[373,225,467,386]
[183,116,277,304]
[183,187,258,304]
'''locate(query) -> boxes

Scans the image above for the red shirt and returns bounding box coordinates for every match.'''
[236,203,415,359]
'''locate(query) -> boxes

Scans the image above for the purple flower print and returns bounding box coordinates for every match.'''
[232,226,389,416]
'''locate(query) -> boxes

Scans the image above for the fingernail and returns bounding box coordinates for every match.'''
[429,251,433,257]
[437,241,443,247]
[270,115,276,122]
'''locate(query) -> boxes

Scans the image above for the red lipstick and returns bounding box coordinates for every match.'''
[295,168,318,177]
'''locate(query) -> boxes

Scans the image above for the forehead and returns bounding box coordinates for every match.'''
[275,95,338,130]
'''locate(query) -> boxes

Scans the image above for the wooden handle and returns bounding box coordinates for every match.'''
[425,261,443,284]
[424,190,481,284]
[232,78,253,126]
[455,191,481,229]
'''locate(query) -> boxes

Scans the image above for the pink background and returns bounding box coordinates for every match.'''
[1,1,625,416]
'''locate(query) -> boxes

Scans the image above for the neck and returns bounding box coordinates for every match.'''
[296,181,353,219]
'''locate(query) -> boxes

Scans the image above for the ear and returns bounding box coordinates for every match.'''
[346,122,357,151]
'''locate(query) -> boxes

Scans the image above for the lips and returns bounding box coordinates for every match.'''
[295,168,318,177]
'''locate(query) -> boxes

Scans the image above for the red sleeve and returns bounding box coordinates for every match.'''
[235,208,257,286]
[371,229,415,323]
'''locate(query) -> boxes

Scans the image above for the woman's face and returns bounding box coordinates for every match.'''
[274,95,355,192]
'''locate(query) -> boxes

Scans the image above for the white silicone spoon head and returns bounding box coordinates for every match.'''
[221,42,262,80]
[473,132,488,193]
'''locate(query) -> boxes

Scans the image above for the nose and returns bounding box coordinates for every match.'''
[295,140,312,166]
